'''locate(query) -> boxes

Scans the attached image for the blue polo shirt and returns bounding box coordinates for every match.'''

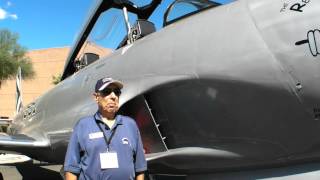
[64,112,147,180]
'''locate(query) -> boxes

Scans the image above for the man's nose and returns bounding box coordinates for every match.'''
[109,92,117,98]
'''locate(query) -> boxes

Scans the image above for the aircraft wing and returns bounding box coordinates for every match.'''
[146,147,243,174]
[0,133,50,151]
[0,128,72,163]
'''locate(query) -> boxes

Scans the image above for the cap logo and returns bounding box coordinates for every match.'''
[102,78,112,83]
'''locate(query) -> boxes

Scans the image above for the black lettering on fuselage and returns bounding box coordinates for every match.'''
[290,3,306,12]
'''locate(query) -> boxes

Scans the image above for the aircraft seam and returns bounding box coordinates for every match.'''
[244,0,306,110]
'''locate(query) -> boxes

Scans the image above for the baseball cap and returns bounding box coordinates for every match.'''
[95,77,123,92]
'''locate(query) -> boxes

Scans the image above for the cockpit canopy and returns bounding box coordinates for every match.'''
[61,0,235,79]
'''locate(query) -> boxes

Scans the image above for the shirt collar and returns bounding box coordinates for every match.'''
[94,111,123,126]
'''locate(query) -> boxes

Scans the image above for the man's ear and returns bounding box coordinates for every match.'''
[93,93,99,102]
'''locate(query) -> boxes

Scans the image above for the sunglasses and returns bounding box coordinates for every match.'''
[99,88,121,97]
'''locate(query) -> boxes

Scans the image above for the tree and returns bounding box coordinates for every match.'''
[52,73,62,85]
[0,29,34,87]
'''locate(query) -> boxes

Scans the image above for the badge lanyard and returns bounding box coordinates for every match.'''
[95,119,117,152]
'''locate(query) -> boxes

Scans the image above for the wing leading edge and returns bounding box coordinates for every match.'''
[0,134,50,149]
[146,147,244,174]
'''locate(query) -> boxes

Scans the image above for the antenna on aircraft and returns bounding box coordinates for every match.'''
[122,7,132,44]
[15,67,23,114]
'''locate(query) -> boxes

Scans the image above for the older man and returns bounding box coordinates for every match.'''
[64,77,146,180]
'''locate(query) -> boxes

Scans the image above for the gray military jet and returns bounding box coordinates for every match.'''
[1,0,320,179]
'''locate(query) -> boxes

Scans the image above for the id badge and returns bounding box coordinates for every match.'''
[100,151,119,169]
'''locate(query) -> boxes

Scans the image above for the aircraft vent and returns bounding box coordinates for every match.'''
[314,108,320,120]
[119,95,168,153]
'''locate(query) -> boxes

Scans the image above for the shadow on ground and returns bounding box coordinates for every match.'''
[6,161,62,180]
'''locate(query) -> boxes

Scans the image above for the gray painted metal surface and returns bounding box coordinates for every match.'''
[0,0,320,178]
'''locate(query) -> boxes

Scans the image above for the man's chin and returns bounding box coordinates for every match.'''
[104,108,118,113]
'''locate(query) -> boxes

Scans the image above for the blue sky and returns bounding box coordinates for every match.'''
[0,0,234,51]
[0,0,93,50]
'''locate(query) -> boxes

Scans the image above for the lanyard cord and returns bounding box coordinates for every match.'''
[95,120,117,151]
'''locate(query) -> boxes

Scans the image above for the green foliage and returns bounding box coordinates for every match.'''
[0,29,35,84]
[52,74,62,85]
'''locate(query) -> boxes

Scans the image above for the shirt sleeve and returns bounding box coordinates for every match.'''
[134,126,147,172]
[64,122,82,174]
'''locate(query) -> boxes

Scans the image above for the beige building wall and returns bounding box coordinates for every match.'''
[0,47,70,119]
[0,44,112,119]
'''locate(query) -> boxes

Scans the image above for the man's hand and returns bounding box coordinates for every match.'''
[65,172,77,180]
[136,172,145,180]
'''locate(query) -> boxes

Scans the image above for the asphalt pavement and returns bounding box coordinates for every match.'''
[2,158,320,180]
[0,160,63,180]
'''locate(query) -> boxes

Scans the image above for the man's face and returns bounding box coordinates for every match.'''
[95,84,121,115]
